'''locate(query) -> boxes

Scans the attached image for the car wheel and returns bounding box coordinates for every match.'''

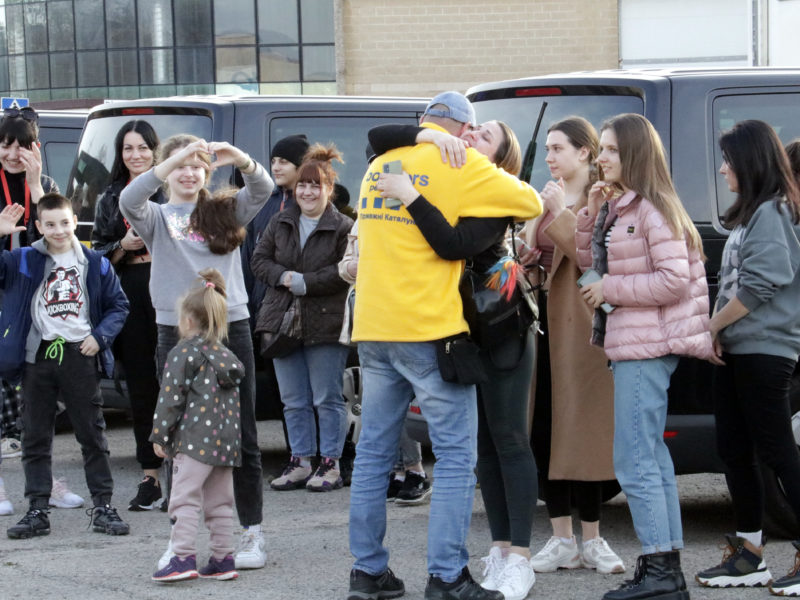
[762,369,800,539]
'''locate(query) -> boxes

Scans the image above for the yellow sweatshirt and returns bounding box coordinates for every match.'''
[352,123,542,342]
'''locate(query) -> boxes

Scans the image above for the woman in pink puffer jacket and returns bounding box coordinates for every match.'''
[575,113,713,600]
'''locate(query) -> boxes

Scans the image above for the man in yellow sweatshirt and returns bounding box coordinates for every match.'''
[347,91,542,600]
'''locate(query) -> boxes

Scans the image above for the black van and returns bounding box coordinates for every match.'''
[68,95,427,241]
[36,108,88,193]
[463,67,800,537]
[66,94,428,419]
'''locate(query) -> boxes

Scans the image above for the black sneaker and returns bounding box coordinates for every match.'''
[87,504,130,535]
[695,534,772,587]
[425,567,503,600]
[395,471,432,506]
[769,540,800,597]
[129,475,162,511]
[347,567,405,600]
[7,507,50,539]
[386,474,403,502]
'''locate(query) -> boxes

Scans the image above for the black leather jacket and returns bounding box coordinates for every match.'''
[91,179,166,260]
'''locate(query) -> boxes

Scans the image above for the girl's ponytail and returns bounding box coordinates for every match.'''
[180,268,229,343]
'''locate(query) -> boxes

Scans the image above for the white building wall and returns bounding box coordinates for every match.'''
[767,0,800,65]
[619,0,751,67]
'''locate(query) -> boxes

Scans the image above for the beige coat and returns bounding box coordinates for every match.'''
[523,208,615,481]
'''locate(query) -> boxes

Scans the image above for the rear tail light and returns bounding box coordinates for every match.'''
[515,87,563,97]
[663,431,677,439]
[122,108,155,115]
[409,405,422,415]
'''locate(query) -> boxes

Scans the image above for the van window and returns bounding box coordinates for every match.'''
[42,141,78,193]
[471,92,643,190]
[270,115,421,206]
[712,93,800,222]
[68,111,213,238]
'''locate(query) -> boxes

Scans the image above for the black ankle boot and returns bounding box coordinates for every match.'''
[667,550,687,591]
[603,553,690,600]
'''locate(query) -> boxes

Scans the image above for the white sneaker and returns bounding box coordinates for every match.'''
[530,536,581,572]
[48,478,85,509]
[0,476,13,515]
[234,525,267,569]
[0,437,21,458]
[157,538,175,571]
[581,537,625,574]
[497,553,536,600]
[480,546,507,591]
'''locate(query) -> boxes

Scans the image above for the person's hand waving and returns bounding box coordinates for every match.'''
[0,204,26,237]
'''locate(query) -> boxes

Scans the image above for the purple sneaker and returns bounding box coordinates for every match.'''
[199,554,239,580]
[152,555,198,582]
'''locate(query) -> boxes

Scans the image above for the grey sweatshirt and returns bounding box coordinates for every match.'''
[119,164,274,326]
[715,198,800,360]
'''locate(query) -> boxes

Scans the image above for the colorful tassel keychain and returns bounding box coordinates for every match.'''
[484,256,520,301]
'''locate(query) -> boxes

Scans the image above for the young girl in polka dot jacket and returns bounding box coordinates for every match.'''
[150,268,244,583]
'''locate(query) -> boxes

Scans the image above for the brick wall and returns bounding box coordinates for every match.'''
[338,0,619,97]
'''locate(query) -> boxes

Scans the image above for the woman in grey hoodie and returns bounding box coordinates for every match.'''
[696,120,800,596]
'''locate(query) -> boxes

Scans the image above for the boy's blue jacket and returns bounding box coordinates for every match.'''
[0,238,129,383]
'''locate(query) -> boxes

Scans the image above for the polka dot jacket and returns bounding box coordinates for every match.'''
[150,335,244,467]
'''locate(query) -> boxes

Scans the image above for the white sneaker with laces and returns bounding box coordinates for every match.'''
[0,476,13,515]
[530,535,581,572]
[581,537,625,574]
[235,525,267,569]
[480,545,507,591]
[157,538,175,571]
[49,478,85,509]
[497,553,536,600]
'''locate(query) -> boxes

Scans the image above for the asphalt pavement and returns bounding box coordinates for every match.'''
[0,412,797,599]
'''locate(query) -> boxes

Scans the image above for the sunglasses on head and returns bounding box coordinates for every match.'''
[3,107,38,123]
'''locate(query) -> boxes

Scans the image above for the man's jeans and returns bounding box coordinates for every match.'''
[157,320,263,527]
[350,341,477,581]
[611,355,682,555]
[273,342,349,459]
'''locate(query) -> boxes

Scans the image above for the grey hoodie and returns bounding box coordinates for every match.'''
[119,165,274,326]
[716,198,800,360]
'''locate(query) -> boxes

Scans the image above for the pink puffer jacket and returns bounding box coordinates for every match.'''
[576,191,713,362]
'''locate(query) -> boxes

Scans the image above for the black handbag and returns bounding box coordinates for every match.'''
[260,297,303,358]
[459,239,540,349]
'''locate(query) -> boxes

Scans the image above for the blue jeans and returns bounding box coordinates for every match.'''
[612,355,682,555]
[350,341,477,581]
[273,343,349,459]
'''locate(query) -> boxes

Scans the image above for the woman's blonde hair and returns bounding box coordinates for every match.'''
[492,121,522,176]
[179,268,228,344]
[602,113,704,257]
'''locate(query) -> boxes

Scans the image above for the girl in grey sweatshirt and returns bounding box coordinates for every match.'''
[696,120,800,595]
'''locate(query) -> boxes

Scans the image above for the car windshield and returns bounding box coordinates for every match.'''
[67,110,213,241]
[470,90,643,191]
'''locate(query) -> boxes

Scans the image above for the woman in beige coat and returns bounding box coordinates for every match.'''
[522,117,623,575]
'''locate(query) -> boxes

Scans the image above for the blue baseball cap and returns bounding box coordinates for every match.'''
[423,91,476,127]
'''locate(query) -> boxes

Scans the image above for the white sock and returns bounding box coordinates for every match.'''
[394,473,406,483]
[245,524,261,534]
[298,457,311,468]
[559,536,574,545]
[736,530,762,549]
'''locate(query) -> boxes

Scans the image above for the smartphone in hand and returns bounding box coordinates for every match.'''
[577,268,615,314]
[383,160,403,208]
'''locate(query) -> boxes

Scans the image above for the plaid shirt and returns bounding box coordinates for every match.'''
[0,379,21,437]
